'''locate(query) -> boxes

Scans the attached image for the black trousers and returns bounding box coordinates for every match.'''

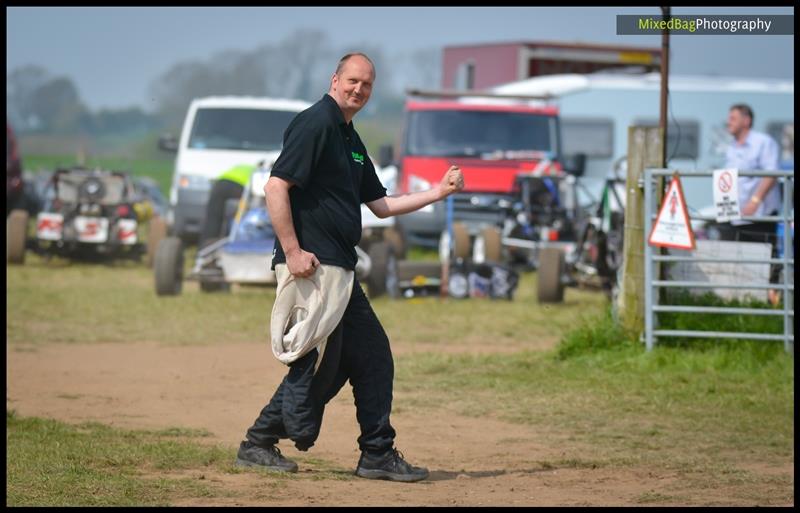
[200,179,244,248]
[245,280,396,454]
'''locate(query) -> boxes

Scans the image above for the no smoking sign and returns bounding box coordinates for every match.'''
[712,168,741,223]
[718,170,733,193]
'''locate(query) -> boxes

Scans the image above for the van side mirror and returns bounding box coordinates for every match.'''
[563,153,586,177]
[378,144,394,168]
[158,134,178,153]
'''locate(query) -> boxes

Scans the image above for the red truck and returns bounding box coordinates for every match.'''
[389,90,583,250]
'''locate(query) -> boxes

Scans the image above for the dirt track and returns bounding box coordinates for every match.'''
[6,341,793,506]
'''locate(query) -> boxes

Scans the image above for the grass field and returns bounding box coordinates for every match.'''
[6,252,794,505]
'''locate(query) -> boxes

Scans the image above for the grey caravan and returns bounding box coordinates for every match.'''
[493,73,794,213]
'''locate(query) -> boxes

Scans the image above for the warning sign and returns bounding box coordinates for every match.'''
[712,168,741,222]
[648,173,696,250]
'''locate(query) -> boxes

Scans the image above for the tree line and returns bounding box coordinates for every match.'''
[7,29,440,136]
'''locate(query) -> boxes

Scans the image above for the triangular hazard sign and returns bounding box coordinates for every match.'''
[648,173,696,250]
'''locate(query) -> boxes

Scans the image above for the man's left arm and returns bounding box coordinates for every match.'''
[367,166,463,218]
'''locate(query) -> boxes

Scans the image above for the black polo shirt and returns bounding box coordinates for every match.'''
[269,94,387,271]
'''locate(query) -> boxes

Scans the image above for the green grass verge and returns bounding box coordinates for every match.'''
[6,410,356,506]
[656,289,786,347]
[6,410,235,506]
[394,307,794,485]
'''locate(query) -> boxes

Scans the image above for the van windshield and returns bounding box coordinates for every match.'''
[188,108,298,151]
[405,110,557,158]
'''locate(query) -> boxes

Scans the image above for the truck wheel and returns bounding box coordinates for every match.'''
[366,241,398,298]
[7,209,29,264]
[154,237,184,296]
[474,226,502,263]
[382,227,406,259]
[146,216,168,268]
[537,247,565,303]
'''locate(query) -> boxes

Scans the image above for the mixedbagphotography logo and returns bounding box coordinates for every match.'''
[617,15,794,35]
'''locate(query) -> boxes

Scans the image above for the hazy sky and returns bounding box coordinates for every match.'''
[6,6,794,111]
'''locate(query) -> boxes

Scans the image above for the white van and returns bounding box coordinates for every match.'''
[161,96,311,240]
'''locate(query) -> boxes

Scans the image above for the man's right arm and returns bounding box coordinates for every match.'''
[264,176,319,277]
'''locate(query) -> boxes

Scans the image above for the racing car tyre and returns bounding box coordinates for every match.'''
[154,236,184,296]
[452,222,470,260]
[146,216,168,268]
[7,209,28,264]
[476,226,502,264]
[366,241,398,299]
[537,247,565,303]
[439,222,471,262]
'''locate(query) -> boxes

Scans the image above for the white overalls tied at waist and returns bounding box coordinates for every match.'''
[270,263,353,373]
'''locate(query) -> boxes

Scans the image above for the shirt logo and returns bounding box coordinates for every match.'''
[351,151,365,165]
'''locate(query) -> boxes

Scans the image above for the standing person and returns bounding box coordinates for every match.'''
[235,52,464,482]
[721,103,781,237]
[720,103,783,304]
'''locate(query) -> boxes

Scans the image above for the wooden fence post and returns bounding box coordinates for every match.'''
[617,126,663,337]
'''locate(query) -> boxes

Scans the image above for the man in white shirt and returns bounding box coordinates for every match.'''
[720,103,783,304]
[725,104,781,220]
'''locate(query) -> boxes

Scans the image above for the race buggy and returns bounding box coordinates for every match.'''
[153,166,401,297]
[455,157,626,303]
[7,166,166,264]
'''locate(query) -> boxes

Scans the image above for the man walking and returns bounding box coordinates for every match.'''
[236,52,464,482]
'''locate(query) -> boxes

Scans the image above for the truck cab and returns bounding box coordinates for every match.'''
[394,93,569,248]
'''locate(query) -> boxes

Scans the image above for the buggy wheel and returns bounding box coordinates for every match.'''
[7,209,29,264]
[537,247,565,303]
[439,222,471,262]
[366,241,398,298]
[146,216,168,268]
[474,226,502,264]
[154,237,184,296]
[452,222,470,259]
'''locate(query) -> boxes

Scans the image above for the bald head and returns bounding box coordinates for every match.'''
[328,53,375,123]
[335,53,375,78]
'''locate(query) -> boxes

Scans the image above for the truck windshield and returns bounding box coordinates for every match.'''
[405,110,556,158]
[188,108,297,151]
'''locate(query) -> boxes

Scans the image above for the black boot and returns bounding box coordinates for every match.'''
[235,441,298,473]
[355,448,429,482]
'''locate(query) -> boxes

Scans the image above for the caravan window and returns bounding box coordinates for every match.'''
[560,118,614,157]
[635,118,700,161]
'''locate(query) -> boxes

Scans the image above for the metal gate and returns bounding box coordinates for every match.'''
[643,168,794,353]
